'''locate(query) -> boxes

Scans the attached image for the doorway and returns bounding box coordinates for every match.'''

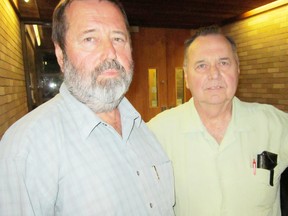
[22,23,61,110]
[126,27,192,121]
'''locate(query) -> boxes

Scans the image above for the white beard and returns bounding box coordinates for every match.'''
[63,55,133,113]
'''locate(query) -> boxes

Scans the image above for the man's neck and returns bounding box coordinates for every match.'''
[97,109,122,136]
[195,101,233,144]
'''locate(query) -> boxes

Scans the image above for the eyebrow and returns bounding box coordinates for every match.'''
[194,60,206,65]
[81,29,127,39]
[219,57,230,61]
[194,57,231,65]
[80,28,99,36]
[111,30,128,39]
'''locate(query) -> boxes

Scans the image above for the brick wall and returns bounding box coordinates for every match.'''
[0,0,27,138]
[223,5,288,112]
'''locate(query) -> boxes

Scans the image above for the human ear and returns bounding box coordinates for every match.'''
[54,43,64,72]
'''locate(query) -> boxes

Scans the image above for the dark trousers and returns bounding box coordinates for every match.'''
[281,168,288,216]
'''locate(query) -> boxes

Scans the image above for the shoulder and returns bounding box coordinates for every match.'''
[5,95,66,135]
[236,98,288,120]
[234,98,288,132]
[147,100,193,139]
[149,100,193,126]
[0,95,67,158]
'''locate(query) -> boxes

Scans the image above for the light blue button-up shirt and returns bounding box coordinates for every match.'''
[0,83,175,216]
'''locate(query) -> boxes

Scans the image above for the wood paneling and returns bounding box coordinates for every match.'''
[126,27,191,121]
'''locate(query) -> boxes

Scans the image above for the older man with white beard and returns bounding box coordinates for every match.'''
[0,0,175,215]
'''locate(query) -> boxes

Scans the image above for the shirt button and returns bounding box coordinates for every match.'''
[150,203,153,208]
[136,171,140,176]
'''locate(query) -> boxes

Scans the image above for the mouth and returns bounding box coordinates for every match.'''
[206,85,223,90]
[100,69,119,77]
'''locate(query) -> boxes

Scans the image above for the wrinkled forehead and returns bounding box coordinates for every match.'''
[190,35,240,68]
[192,35,232,50]
[67,1,118,18]
[65,0,127,29]
[187,35,235,59]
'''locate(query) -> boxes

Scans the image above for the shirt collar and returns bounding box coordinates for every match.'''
[230,97,253,131]
[59,83,141,139]
[181,98,206,133]
[182,97,252,133]
[118,97,142,128]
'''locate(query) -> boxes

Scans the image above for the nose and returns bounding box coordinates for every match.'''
[209,64,220,79]
[102,39,117,60]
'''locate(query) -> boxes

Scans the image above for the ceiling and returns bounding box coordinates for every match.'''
[15,0,278,49]
[17,0,278,28]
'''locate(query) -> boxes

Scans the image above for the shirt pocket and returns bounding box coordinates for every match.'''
[150,160,175,212]
[251,167,279,205]
[253,164,281,186]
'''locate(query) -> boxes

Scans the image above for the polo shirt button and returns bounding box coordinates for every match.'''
[150,203,153,208]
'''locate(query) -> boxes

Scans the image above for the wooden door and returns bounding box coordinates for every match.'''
[126,27,192,122]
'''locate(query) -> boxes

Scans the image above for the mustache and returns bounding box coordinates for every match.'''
[94,59,126,74]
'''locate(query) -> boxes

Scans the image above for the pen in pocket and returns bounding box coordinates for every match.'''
[252,159,256,175]
[153,165,160,180]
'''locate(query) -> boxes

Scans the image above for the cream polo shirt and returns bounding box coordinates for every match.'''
[148,97,288,216]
